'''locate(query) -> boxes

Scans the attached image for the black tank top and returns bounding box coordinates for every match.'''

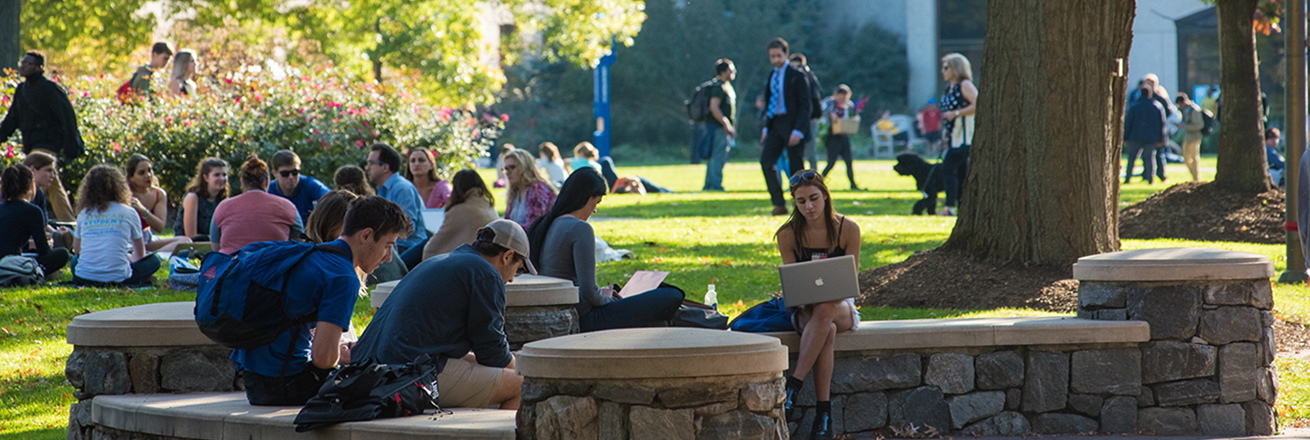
[793,216,847,262]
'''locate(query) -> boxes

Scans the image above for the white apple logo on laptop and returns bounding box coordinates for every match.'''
[815,278,824,286]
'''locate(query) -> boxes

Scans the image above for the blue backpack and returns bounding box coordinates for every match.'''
[195,241,350,350]
[728,297,796,333]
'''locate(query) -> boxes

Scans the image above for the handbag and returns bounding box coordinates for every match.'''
[671,299,730,329]
[728,297,796,333]
[293,354,441,432]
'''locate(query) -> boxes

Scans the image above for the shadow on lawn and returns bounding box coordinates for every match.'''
[598,193,927,218]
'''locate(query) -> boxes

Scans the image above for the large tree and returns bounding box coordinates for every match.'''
[942,0,1135,266]
[1213,0,1274,193]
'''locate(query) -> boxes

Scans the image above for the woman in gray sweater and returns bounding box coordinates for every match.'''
[527,168,683,331]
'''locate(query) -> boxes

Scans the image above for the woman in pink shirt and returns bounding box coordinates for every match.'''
[405,147,452,209]
[210,155,302,254]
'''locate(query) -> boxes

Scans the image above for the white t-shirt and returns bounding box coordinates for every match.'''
[74,202,143,283]
[538,157,567,184]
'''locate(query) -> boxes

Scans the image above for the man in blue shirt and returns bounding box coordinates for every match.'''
[234,196,413,406]
[353,219,534,409]
[1123,86,1168,184]
[269,149,331,224]
[365,143,429,253]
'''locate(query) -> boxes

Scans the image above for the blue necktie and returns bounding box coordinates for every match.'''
[768,69,782,119]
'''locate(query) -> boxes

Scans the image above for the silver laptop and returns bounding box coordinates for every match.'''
[779,255,860,308]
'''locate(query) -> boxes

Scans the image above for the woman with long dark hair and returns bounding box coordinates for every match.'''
[72,165,159,286]
[421,169,499,260]
[176,157,230,241]
[0,164,69,276]
[774,170,861,440]
[124,154,192,252]
[405,147,452,209]
[527,168,683,331]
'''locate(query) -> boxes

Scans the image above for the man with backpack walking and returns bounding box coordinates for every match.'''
[0,51,84,221]
[1174,93,1209,182]
[790,53,823,172]
[222,196,413,406]
[121,42,173,100]
[696,59,736,191]
[351,219,534,410]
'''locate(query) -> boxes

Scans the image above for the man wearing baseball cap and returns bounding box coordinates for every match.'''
[352,219,534,409]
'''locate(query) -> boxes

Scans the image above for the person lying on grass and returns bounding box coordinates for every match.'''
[776,170,861,440]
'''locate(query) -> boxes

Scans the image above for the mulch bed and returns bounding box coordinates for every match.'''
[856,249,1079,313]
[1118,181,1286,244]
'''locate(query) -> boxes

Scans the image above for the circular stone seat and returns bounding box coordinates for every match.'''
[371,275,580,349]
[1072,247,1273,281]
[66,302,213,347]
[517,327,788,379]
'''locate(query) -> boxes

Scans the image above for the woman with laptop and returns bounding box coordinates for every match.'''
[775,170,861,440]
[527,168,684,332]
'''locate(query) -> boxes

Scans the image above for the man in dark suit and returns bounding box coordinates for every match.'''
[760,38,812,215]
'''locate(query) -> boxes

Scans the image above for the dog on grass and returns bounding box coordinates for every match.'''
[893,153,965,215]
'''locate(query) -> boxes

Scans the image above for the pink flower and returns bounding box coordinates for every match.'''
[500,113,509,122]
[185,121,192,128]
[111,142,121,153]
[165,116,173,123]
[326,101,342,108]
[362,121,370,127]
[225,78,234,84]
[235,96,243,103]
[4,146,13,159]
[220,119,227,125]
[357,140,364,147]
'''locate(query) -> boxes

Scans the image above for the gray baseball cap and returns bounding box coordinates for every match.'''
[479,219,537,275]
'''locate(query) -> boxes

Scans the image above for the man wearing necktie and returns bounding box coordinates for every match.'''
[760,38,813,215]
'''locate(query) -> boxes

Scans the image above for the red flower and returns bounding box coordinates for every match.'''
[235,96,243,103]
[357,140,364,147]
[220,119,227,125]
[110,142,121,153]
[500,113,509,122]
[225,78,234,84]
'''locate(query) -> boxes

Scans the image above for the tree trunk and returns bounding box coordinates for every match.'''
[941,0,1135,266]
[1214,0,1272,194]
[0,0,19,77]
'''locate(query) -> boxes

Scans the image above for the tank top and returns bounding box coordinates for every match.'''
[793,216,847,262]
[939,82,975,149]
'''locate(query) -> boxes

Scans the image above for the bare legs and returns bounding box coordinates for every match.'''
[791,299,855,401]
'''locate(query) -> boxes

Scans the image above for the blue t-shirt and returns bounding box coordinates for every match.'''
[231,239,359,377]
[269,175,331,224]
[377,173,429,249]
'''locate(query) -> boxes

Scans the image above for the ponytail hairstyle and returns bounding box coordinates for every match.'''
[239,154,270,191]
[1,164,34,202]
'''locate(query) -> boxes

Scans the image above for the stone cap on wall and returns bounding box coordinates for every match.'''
[760,316,1149,353]
[1072,248,1273,282]
[67,302,215,347]
[370,275,578,309]
[516,328,789,379]
[92,393,514,440]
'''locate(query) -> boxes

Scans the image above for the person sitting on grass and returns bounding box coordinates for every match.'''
[176,157,229,242]
[352,219,531,410]
[210,154,302,254]
[22,151,72,247]
[234,196,411,406]
[71,165,160,286]
[124,154,192,253]
[333,165,374,196]
[572,142,674,194]
[527,168,684,331]
[537,142,568,187]
[269,149,331,224]
[775,170,861,440]
[423,169,500,261]
[0,164,69,276]
[406,147,452,209]
[503,148,557,230]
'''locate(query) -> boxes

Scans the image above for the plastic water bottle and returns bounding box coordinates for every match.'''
[704,284,718,310]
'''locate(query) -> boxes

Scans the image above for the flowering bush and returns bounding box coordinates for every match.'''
[0,66,500,206]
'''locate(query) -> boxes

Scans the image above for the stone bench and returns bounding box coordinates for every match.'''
[372,274,579,349]
[90,392,515,440]
[65,302,239,440]
[515,327,790,439]
[743,247,1278,438]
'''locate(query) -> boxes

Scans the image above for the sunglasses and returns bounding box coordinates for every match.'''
[279,169,300,178]
[789,171,820,187]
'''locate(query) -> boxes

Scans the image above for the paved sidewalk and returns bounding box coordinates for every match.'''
[966,428,1310,440]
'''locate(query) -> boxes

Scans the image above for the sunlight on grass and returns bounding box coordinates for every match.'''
[1277,357,1310,429]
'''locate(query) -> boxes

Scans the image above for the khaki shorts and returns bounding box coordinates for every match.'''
[437,357,504,408]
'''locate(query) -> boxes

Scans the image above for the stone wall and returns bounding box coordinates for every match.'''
[517,373,787,440]
[504,305,578,350]
[65,346,238,440]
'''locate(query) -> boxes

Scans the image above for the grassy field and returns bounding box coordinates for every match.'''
[3,155,1308,438]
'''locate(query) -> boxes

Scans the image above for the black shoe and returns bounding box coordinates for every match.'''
[810,411,833,440]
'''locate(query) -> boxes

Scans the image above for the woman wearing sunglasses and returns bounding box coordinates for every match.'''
[502,149,556,229]
[776,170,861,440]
[209,154,303,254]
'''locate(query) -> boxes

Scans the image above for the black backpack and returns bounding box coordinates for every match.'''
[294,354,441,431]
[685,79,720,122]
[806,70,824,119]
[1199,108,1216,136]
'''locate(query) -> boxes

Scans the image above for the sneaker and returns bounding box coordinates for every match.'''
[772,205,788,216]
[810,411,833,440]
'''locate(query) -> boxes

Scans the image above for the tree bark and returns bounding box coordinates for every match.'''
[0,0,19,77]
[941,0,1135,266]
[1214,0,1272,193]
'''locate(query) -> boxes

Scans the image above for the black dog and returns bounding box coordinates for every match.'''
[893,153,965,215]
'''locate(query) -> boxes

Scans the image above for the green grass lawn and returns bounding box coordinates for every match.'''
[3,154,1307,438]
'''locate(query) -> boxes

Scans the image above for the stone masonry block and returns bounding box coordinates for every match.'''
[975,351,1023,390]
[1079,282,1127,309]
[924,353,974,394]
[1127,285,1202,340]
[1070,348,1140,395]
[1198,307,1262,345]
[1197,404,1245,437]
[1100,396,1137,434]
[1022,351,1068,413]
[831,353,920,393]
[1140,341,1215,384]
[1218,342,1259,403]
